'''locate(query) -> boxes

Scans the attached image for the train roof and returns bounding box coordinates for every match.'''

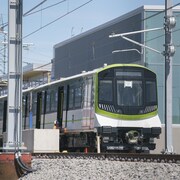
[33,67,98,91]
[34,63,152,91]
[0,64,154,97]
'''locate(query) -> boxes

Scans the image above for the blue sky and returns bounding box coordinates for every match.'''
[0,0,180,68]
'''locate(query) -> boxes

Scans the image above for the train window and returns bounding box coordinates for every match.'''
[45,89,58,113]
[41,92,45,114]
[145,81,157,104]
[55,91,58,109]
[74,86,82,108]
[50,90,57,112]
[67,80,83,109]
[98,68,114,78]
[115,71,142,77]
[46,91,51,113]
[0,101,3,122]
[68,86,74,109]
[63,86,67,110]
[99,80,113,102]
[116,80,142,106]
[32,93,37,115]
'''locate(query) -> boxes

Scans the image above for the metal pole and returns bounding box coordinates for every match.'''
[3,0,24,151]
[164,0,176,153]
[109,27,163,55]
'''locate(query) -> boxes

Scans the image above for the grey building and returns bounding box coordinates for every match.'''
[53,5,180,153]
[53,8,142,79]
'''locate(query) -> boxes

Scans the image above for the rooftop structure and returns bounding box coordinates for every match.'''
[0,63,51,96]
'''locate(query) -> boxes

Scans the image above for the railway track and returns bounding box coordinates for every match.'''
[32,152,180,164]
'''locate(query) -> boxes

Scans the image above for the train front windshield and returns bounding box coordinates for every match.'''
[98,66,157,115]
[116,80,143,107]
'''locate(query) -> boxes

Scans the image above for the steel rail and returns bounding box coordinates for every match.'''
[32,153,180,164]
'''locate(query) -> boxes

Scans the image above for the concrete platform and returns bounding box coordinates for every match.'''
[22,129,60,153]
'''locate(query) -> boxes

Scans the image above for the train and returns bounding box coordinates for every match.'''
[0,64,161,153]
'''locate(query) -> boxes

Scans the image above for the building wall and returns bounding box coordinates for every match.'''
[53,12,143,78]
[144,9,180,125]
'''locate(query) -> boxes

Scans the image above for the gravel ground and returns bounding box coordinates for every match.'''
[19,158,180,180]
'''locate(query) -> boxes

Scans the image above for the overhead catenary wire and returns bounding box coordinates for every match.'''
[23,0,47,17]
[23,0,93,39]
[2,2,180,46]
[142,2,180,22]
[1,2,180,41]
[23,0,67,17]
[1,0,92,74]
[110,3,180,40]
[1,1,180,75]
[106,3,180,58]
[62,2,180,58]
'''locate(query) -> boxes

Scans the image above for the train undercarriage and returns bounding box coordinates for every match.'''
[59,126,161,153]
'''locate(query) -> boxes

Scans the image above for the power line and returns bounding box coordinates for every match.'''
[23,0,93,39]
[142,2,180,22]
[1,2,180,42]
[106,3,180,38]
[79,3,180,51]
[23,0,47,17]
[23,0,67,17]
[145,28,180,44]
[0,22,8,29]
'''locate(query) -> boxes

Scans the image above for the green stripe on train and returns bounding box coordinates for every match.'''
[95,107,158,120]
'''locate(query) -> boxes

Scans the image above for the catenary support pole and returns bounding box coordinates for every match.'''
[3,0,24,151]
[164,0,176,153]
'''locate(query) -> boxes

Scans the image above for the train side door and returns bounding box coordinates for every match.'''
[23,95,28,129]
[42,91,47,129]
[2,100,7,132]
[36,92,42,129]
[57,87,64,127]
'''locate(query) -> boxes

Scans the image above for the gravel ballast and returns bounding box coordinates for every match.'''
[19,158,180,180]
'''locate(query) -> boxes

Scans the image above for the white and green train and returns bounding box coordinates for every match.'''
[0,64,161,152]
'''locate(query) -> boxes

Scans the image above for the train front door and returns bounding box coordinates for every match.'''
[57,87,64,127]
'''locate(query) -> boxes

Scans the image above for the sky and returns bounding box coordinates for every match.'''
[0,0,180,72]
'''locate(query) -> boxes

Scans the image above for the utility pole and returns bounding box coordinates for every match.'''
[3,0,24,151]
[164,0,176,153]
